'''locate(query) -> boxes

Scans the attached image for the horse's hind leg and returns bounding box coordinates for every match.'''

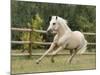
[67,49,77,64]
[70,49,74,55]
[64,49,73,64]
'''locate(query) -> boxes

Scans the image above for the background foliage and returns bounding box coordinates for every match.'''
[11,0,96,50]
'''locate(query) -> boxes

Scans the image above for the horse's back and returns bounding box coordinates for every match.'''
[73,31,84,38]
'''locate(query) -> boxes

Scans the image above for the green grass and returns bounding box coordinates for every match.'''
[11,54,96,74]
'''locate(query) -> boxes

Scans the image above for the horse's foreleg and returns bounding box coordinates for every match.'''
[36,43,56,64]
[51,46,63,63]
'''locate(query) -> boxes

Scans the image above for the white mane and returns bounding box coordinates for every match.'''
[52,16,71,32]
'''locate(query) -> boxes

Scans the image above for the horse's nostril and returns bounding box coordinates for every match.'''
[47,30,50,34]
[47,29,52,33]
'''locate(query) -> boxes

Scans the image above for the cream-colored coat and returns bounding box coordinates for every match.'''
[36,16,87,64]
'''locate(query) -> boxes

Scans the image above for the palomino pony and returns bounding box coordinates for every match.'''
[36,16,87,64]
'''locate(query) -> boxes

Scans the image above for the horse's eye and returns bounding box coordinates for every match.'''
[53,23,56,25]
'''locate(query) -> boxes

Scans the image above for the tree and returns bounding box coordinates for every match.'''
[11,0,96,51]
[21,14,43,49]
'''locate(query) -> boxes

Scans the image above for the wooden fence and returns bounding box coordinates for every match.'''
[11,27,96,57]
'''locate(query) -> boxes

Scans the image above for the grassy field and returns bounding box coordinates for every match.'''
[11,54,96,74]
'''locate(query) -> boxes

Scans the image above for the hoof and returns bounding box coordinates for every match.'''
[67,61,72,64]
[36,62,39,64]
[36,60,40,64]
[51,59,55,63]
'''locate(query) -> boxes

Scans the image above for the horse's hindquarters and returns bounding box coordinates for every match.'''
[66,31,85,49]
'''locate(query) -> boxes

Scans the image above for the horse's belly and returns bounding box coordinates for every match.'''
[67,41,79,49]
[66,37,81,49]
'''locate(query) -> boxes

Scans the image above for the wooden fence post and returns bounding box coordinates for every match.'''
[28,27,33,58]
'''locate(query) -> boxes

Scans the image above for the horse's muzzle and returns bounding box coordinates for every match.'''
[47,29,52,34]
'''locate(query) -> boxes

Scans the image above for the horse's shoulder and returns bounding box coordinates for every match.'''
[53,34,58,41]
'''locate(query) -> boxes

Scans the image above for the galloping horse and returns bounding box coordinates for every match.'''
[36,16,87,64]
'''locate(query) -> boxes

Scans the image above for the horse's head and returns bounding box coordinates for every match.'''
[47,16,71,34]
[47,16,60,34]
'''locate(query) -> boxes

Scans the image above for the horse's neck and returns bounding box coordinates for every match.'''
[58,25,72,36]
[65,24,72,32]
[57,24,72,38]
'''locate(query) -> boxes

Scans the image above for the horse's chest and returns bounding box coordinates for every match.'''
[55,36,68,47]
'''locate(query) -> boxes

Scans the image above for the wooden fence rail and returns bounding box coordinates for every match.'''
[11,41,96,45]
[11,27,47,33]
[11,27,96,57]
[11,52,96,56]
[11,27,96,35]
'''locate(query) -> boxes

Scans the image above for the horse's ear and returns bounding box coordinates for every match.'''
[56,16,58,20]
[48,16,51,21]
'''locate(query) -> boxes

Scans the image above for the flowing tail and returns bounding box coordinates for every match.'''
[77,40,88,54]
